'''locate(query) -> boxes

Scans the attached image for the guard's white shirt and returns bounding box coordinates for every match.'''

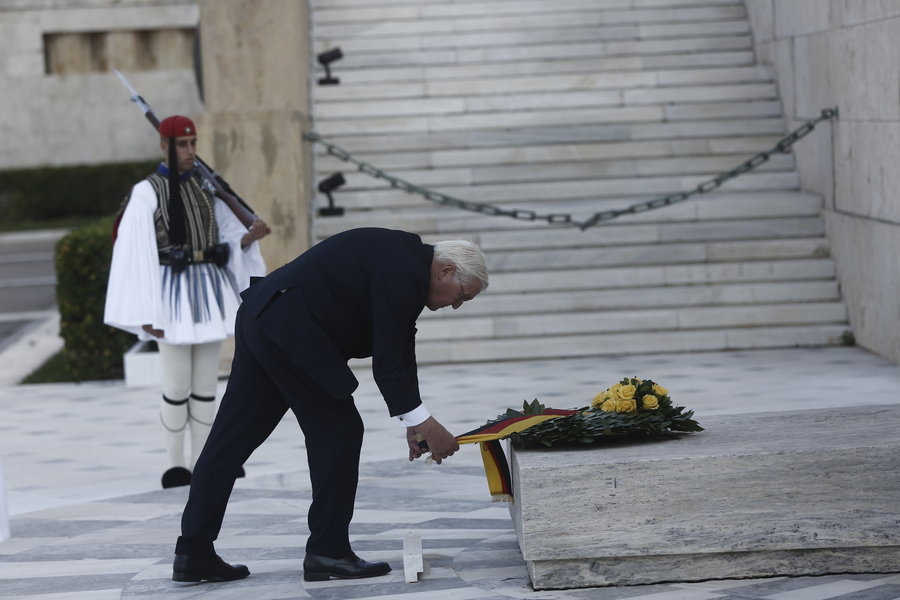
[104,179,266,345]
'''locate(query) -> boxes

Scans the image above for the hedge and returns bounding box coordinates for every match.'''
[55,217,135,381]
[0,160,158,223]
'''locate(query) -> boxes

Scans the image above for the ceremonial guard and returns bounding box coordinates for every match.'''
[105,115,269,488]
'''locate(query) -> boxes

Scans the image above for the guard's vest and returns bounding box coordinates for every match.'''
[146,171,220,264]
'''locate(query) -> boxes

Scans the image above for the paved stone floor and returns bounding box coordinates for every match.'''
[2,346,900,599]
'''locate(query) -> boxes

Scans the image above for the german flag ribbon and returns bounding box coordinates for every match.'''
[455,409,577,502]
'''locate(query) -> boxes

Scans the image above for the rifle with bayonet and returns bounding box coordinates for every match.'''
[114,69,259,229]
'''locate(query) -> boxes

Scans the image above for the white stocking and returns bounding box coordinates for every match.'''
[158,342,193,470]
[187,341,222,469]
[160,396,189,469]
[158,340,222,470]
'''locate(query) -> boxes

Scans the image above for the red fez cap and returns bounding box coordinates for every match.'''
[159,115,196,138]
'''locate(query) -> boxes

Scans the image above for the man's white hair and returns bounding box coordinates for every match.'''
[433,240,489,291]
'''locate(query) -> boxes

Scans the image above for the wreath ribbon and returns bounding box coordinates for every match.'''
[455,410,576,502]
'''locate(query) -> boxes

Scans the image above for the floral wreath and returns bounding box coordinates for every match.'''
[445,377,703,501]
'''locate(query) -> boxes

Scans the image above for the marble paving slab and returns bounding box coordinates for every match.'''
[6,348,900,598]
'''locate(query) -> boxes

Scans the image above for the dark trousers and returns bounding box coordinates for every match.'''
[175,304,364,558]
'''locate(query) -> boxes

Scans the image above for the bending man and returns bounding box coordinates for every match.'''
[172,227,488,583]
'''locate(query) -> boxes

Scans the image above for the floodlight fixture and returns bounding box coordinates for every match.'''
[317,172,346,216]
[317,47,343,85]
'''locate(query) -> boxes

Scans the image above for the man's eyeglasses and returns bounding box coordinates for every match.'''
[456,273,473,304]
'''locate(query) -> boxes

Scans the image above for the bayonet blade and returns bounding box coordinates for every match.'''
[113,68,152,115]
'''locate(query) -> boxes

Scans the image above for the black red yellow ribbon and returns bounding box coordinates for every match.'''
[455,410,576,502]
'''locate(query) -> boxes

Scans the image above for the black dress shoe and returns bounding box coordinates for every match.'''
[172,553,250,582]
[162,467,192,489]
[303,552,391,581]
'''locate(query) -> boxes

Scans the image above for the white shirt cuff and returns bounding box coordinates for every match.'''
[396,404,431,428]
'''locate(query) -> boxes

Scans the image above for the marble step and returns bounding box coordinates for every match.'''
[424,280,841,318]
[314,118,788,149]
[340,217,827,264]
[320,51,755,84]
[476,217,823,251]
[416,302,848,341]
[413,324,849,363]
[316,6,746,35]
[314,0,744,23]
[316,92,780,123]
[317,105,661,136]
[315,36,753,69]
[317,92,778,136]
[329,154,794,191]
[315,66,773,102]
[314,0,742,9]
[316,84,778,122]
[314,192,824,236]
[318,185,805,227]
[316,135,785,172]
[485,258,837,293]
[316,13,748,40]
[328,171,800,211]
[481,237,831,272]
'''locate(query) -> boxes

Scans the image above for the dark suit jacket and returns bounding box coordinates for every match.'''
[240,228,434,416]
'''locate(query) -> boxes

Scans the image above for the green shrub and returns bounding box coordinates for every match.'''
[55,217,135,381]
[0,160,157,223]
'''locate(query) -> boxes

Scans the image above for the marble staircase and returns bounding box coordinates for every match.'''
[310,0,849,363]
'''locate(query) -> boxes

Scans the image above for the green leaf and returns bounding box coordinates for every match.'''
[522,398,545,416]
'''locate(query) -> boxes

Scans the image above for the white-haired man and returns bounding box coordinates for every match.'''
[173,227,488,583]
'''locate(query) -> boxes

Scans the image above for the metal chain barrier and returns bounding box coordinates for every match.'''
[303,107,838,231]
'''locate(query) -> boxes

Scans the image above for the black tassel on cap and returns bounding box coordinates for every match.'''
[167,136,186,246]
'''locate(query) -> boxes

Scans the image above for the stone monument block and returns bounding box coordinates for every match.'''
[509,404,900,590]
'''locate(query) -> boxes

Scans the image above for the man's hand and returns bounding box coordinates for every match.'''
[142,324,164,338]
[408,417,459,464]
[241,218,271,248]
[406,427,426,461]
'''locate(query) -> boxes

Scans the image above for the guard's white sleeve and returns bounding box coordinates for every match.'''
[103,181,167,339]
[396,404,431,428]
[214,198,266,292]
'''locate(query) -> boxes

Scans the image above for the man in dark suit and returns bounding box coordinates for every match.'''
[171,227,489,583]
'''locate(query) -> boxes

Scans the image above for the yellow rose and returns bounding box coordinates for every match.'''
[617,384,636,400]
[591,391,608,408]
[641,395,659,410]
[600,399,618,412]
[652,383,668,397]
[616,398,637,412]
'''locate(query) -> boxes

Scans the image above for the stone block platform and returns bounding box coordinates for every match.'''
[509,403,900,590]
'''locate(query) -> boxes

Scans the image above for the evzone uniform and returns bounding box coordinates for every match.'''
[104,126,265,488]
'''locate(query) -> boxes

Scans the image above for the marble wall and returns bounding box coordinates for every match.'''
[744,1,900,363]
[0,1,203,169]
[0,0,314,264]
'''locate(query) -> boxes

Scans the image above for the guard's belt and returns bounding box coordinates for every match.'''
[159,243,229,272]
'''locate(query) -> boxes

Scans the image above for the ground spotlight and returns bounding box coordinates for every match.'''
[317,47,343,85]
[317,172,346,216]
